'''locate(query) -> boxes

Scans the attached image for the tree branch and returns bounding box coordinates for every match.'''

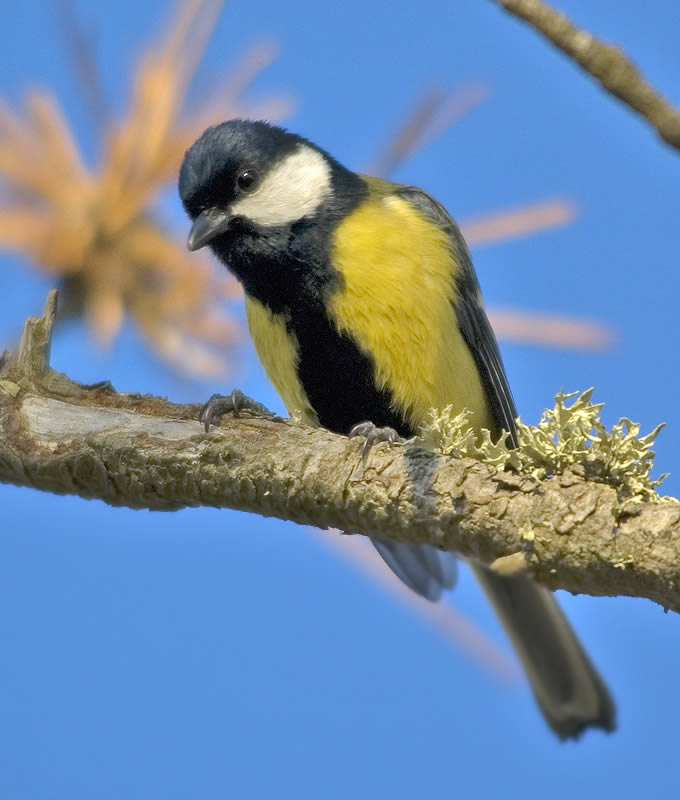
[2,292,680,613]
[491,0,680,153]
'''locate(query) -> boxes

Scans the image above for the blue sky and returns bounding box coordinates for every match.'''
[2,1,680,797]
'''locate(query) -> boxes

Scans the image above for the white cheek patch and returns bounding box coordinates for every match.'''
[230,144,332,227]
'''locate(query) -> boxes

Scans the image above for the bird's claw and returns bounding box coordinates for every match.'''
[349,421,403,458]
[200,389,271,432]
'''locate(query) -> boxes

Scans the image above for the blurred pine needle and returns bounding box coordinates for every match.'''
[0,0,293,377]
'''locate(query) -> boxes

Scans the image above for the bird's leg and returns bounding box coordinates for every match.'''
[349,421,404,459]
[200,389,273,432]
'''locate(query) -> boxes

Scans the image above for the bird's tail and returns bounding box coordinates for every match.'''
[371,539,457,603]
[469,563,616,739]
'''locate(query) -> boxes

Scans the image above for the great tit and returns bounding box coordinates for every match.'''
[179,119,615,739]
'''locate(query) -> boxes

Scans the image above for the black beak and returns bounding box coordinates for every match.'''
[187,210,231,251]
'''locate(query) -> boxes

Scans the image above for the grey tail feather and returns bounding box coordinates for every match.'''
[469,563,616,739]
[371,539,457,603]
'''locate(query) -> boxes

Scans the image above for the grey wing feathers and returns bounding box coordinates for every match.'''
[397,186,518,446]
[371,539,457,602]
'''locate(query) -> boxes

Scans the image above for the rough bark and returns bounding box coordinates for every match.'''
[491,0,680,153]
[1,292,680,613]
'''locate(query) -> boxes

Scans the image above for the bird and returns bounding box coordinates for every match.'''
[179,119,616,739]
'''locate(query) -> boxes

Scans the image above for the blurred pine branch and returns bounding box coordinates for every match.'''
[0,0,292,377]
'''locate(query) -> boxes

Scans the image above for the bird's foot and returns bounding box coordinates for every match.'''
[349,421,403,458]
[200,389,272,432]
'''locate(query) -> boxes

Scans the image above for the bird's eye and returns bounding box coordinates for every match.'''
[237,170,260,193]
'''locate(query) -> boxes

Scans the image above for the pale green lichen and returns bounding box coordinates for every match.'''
[289,408,307,425]
[422,389,669,503]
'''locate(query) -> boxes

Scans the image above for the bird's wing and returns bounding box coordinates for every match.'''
[371,538,457,602]
[397,185,518,446]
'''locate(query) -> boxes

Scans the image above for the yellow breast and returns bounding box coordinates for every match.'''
[328,194,493,432]
[244,296,319,426]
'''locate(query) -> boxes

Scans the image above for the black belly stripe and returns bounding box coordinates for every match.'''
[286,304,412,438]
[212,205,412,437]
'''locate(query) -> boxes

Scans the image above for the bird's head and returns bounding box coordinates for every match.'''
[179,119,350,253]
